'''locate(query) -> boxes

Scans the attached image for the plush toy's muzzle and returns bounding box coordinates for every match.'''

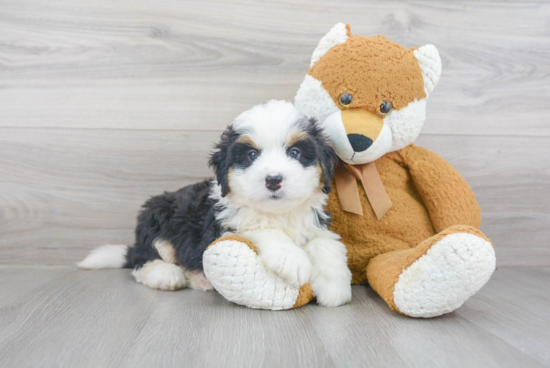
[322,109,392,164]
[341,109,383,152]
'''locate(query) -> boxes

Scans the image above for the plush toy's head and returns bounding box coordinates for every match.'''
[295,23,442,164]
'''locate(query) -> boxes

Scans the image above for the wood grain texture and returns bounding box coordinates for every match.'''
[0,0,549,136]
[0,128,216,264]
[455,267,550,365]
[0,0,548,266]
[1,128,548,266]
[0,266,548,367]
[0,265,71,308]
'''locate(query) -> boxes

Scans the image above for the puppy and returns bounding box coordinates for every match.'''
[78,100,352,307]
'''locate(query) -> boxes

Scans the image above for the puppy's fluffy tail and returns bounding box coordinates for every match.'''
[77,245,133,269]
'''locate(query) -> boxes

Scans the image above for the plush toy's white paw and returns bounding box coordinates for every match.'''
[393,233,496,318]
[260,245,312,287]
[312,277,352,307]
[133,260,186,291]
[203,240,300,310]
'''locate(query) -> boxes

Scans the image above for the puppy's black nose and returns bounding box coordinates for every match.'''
[265,175,283,191]
[347,134,373,152]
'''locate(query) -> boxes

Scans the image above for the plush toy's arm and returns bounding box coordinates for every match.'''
[400,145,481,233]
[203,235,315,310]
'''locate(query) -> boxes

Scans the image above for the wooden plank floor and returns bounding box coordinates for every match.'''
[0,266,548,368]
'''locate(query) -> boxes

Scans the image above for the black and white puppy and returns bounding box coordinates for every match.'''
[79,100,352,306]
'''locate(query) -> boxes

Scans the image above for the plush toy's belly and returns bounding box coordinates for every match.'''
[327,154,435,284]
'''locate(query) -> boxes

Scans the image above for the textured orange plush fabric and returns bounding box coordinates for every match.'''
[292,284,315,309]
[403,147,482,232]
[209,235,259,254]
[308,35,426,114]
[327,144,482,285]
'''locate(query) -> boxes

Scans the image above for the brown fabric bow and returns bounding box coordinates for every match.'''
[334,160,393,219]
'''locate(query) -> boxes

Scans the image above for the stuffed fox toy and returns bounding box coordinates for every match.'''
[203,23,496,317]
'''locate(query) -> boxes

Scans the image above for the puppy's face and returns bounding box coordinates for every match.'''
[209,100,338,213]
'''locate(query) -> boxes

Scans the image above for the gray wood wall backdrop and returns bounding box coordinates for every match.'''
[1,0,548,266]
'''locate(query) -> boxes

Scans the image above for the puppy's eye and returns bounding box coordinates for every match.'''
[248,150,258,160]
[289,148,301,159]
[339,93,353,107]
[379,101,392,115]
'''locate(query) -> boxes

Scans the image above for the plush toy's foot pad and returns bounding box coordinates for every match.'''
[393,232,495,318]
[203,237,307,310]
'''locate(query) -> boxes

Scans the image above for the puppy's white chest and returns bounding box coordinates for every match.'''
[236,211,312,247]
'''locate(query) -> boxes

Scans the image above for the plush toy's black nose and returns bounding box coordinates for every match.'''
[347,134,373,152]
[265,175,283,191]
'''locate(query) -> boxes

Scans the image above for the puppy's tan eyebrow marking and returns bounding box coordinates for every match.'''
[285,130,309,147]
[236,134,260,149]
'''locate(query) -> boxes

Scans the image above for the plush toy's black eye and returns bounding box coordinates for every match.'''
[248,150,258,160]
[339,93,353,107]
[380,101,392,115]
[289,148,301,159]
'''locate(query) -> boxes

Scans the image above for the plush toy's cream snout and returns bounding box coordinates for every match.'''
[322,109,392,164]
[341,109,383,151]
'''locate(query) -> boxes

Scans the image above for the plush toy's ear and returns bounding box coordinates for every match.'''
[208,126,238,197]
[310,23,351,67]
[413,45,442,96]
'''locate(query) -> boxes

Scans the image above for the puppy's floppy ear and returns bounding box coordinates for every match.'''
[309,118,339,194]
[209,125,239,197]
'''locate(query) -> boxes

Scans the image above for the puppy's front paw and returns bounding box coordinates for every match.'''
[133,261,186,291]
[261,247,312,287]
[313,277,352,307]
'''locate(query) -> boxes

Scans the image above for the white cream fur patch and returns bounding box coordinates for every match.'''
[295,74,340,125]
[413,45,442,96]
[243,229,313,287]
[384,98,427,153]
[132,260,187,291]
[77,244,128,269]
[305,237,352,307]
